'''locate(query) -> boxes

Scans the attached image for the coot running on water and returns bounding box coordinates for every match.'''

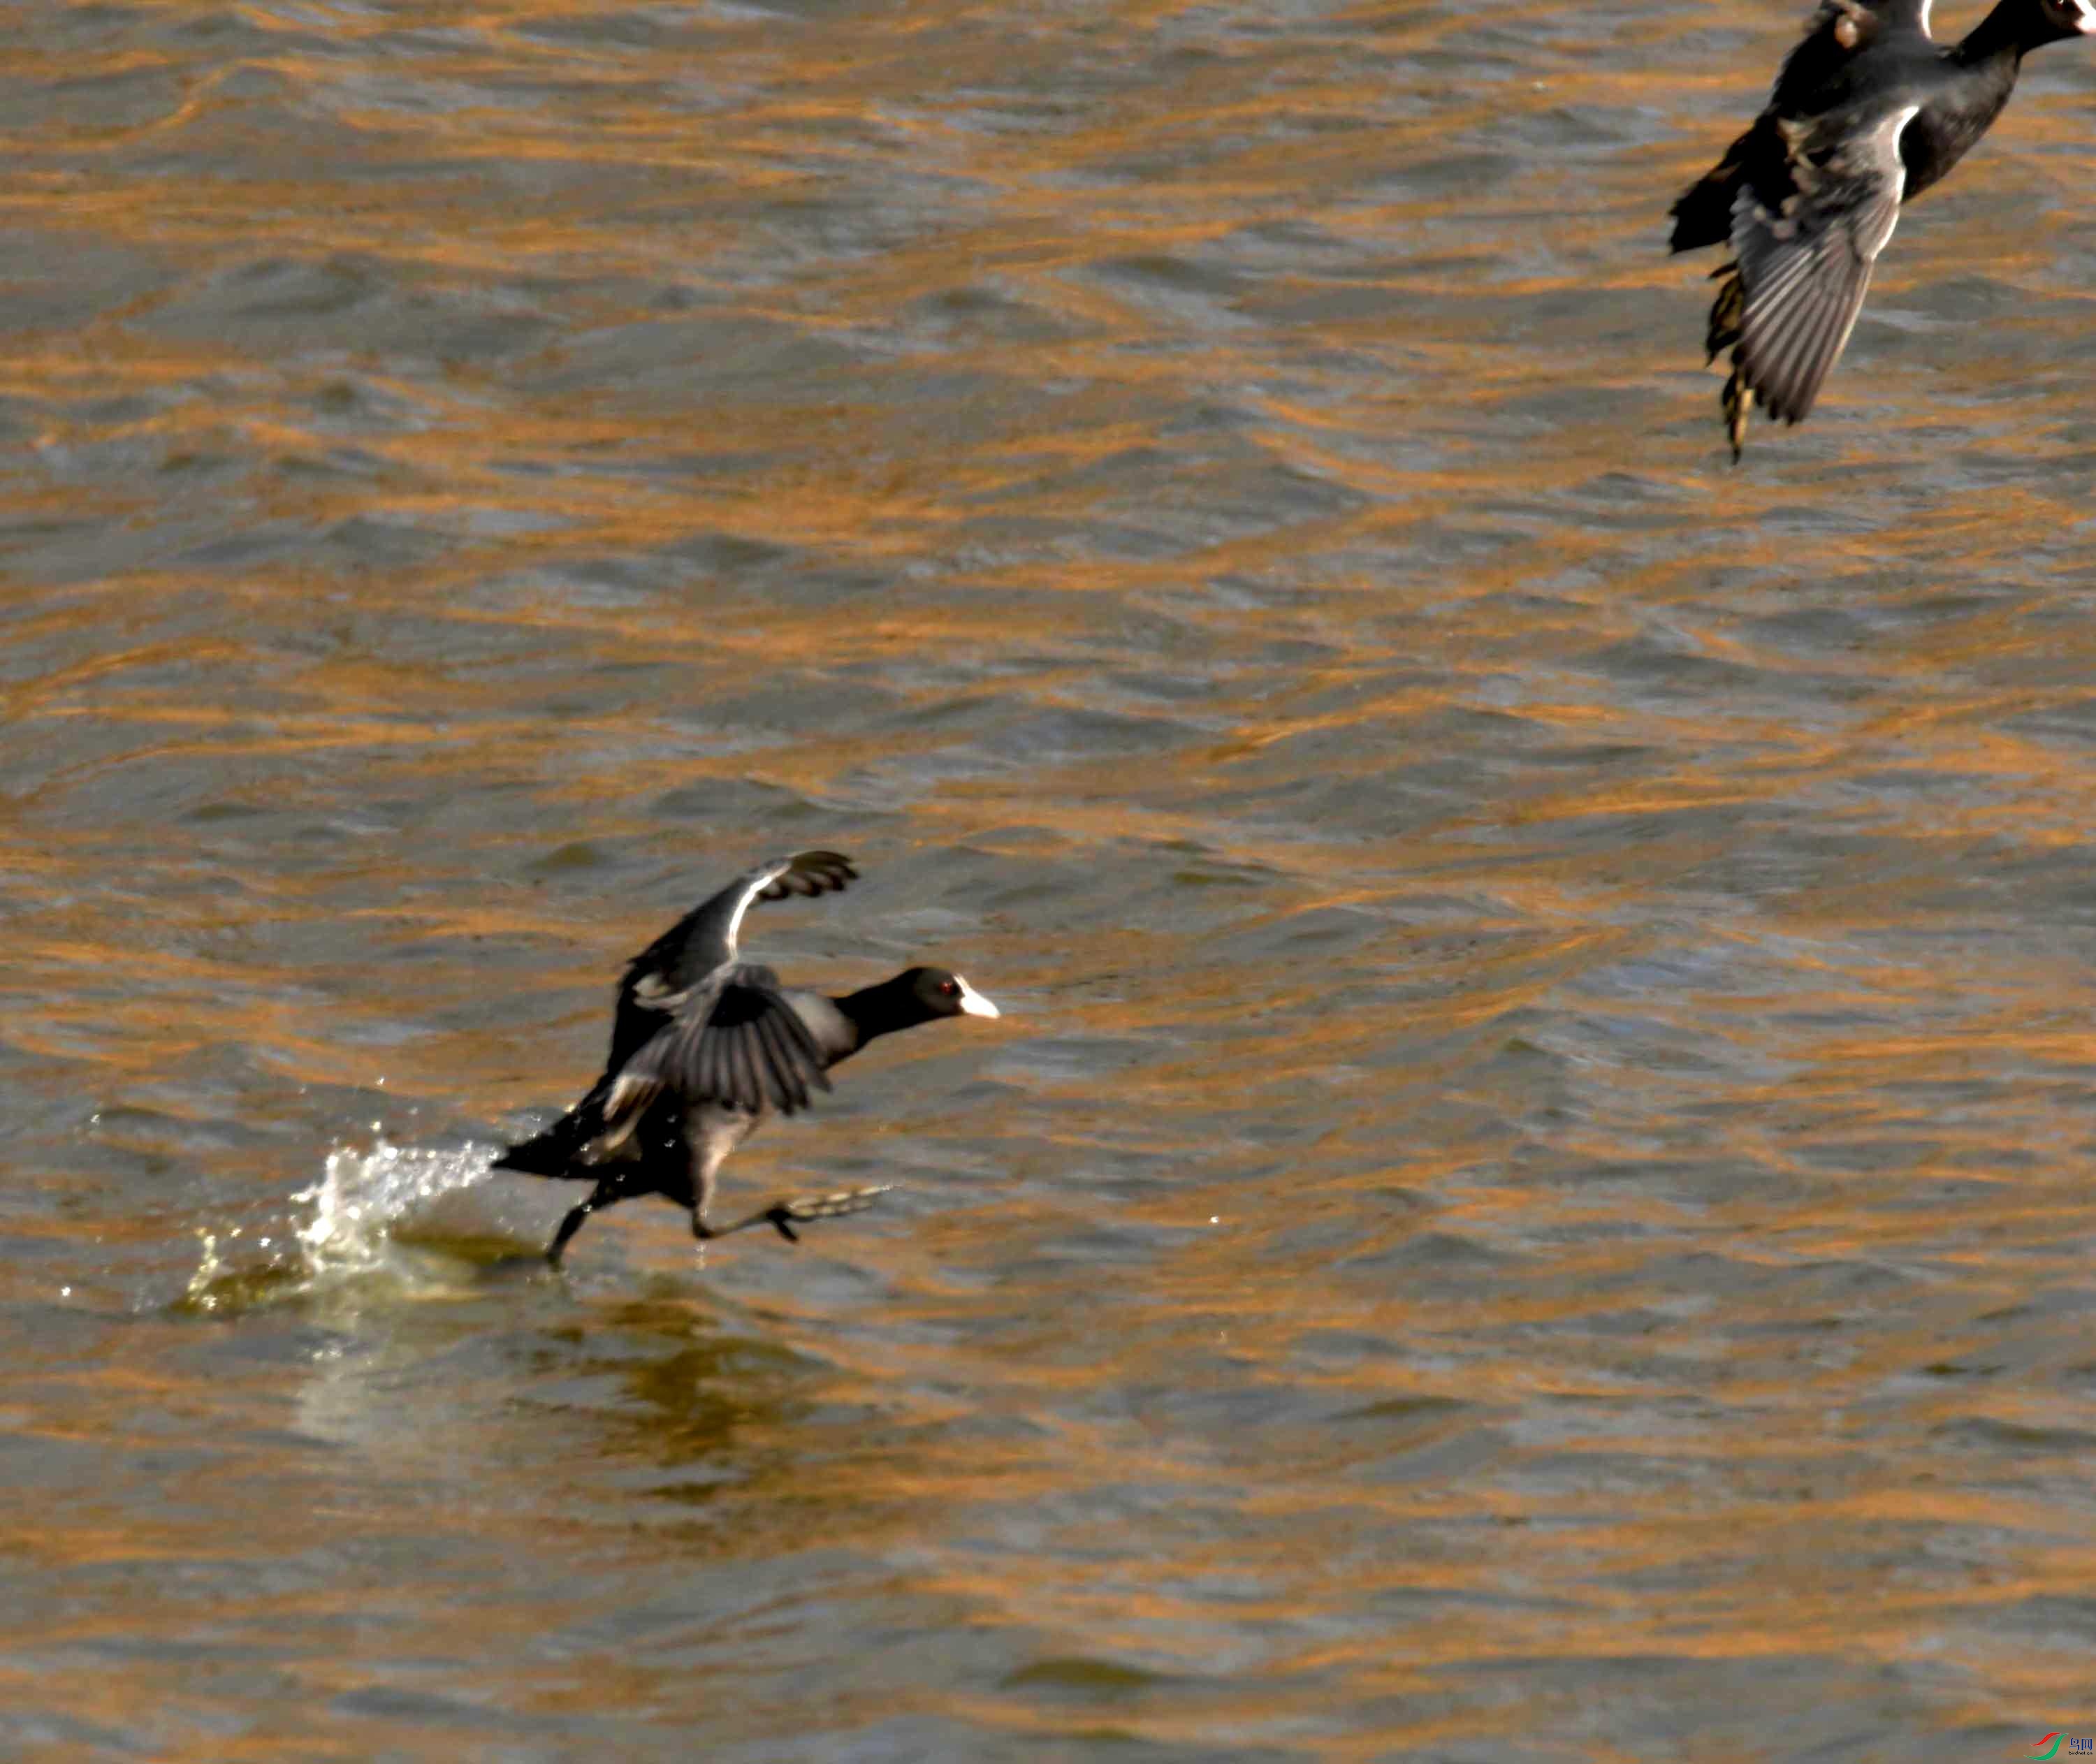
[494,850,999,1268]
[1671,0,2096,457]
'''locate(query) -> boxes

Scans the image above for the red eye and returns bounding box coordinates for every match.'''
[940,980,958,996]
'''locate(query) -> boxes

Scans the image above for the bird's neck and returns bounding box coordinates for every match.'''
[833,975,930,1052]
[1896,0,2046,198]
[1953,0,2060,67]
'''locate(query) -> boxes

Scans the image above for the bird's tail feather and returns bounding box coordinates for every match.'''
[490,1111,596,1179]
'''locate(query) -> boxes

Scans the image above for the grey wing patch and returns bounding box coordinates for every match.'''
[618,962,834,1121]
[1731,104,1914,424]
[610,851,857,1070]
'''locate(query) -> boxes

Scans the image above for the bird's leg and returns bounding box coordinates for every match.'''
[545,1183,610,1268]
[691,1185,893,1245]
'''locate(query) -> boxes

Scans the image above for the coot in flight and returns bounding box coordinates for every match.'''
[1671,0,2096,455]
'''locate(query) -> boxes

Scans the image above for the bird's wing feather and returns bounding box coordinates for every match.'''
[606,962,834,1137]
[605,851,857,1071]
[1730,101,1914,421]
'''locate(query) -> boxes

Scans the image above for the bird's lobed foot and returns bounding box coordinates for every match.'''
[768,1184,894,1241]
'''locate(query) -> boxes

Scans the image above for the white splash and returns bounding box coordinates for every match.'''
[295,1135,502,1278]
[182,1136,519,1313]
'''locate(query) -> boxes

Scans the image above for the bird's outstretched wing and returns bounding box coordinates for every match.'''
[606,850,856,1070]
[595,962,834,1152]
[1729,100,1916,425]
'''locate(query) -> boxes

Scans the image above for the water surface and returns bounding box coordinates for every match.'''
[7,1,2096,1757]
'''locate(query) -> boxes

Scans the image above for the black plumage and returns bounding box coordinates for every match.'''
[493,851,999,1268]
[1671,0,2096,456]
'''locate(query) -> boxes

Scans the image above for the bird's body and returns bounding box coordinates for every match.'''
[1671,0,2096,455]
[494,852,998,1267]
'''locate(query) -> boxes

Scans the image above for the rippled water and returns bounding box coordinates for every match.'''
[9,1,2096,1756]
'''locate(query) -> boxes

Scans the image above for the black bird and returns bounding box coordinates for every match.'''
[494,850,999,1268]
[1671,0,2096,457]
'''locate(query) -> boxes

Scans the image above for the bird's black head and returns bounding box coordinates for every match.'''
[2039,0,2096,37]
[839,966,1002,1047]
[900,966,1000,1022]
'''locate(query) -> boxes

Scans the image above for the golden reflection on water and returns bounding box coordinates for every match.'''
[8,0,2096,1755]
